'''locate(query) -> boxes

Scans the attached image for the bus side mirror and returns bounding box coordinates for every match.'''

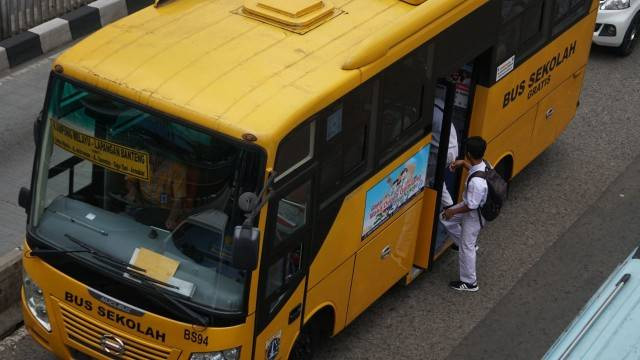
[232,225,259,271]
[18,187,32,214]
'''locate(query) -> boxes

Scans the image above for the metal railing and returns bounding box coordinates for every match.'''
[0,0,93,40]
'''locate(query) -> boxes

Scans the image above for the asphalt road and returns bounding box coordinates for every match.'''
[1,43,640,360]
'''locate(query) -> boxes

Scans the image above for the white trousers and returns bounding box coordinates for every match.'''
[440,203,482,284]
[441,183,454,208]
[427,147,455,209]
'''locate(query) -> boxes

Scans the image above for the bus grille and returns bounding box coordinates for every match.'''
[59,304,175,360]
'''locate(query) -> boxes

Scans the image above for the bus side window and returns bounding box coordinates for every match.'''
[318,82,373,196]
[551,0,590,36]
[265,180,310,312]
[497,0,549,66]
[274,122,315,181]
[377,50,427,163]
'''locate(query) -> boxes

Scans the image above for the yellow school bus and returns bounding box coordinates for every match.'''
[18,0,598,359]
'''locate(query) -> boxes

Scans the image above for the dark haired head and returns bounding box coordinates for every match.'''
[464,136,486,160]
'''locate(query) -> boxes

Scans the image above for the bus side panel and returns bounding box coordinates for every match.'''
[307,190,366,290]
[304,256,356,336]
[531,68,586,161]
[553,68,586,139]
[483,106,537,178]
[346,200,420,325]
[469,10,596,144]
[307,139,429,290]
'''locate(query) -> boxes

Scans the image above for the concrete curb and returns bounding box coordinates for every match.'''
[0,248,22,339]
[0,0,153,72]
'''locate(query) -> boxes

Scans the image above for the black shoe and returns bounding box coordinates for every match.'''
[449,281,479,292]
[450,244,479,252]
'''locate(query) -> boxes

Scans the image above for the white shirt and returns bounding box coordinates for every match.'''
[431,98,459,165]
[464,161,488,210]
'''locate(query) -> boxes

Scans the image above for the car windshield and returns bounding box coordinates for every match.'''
[30,77,263,313]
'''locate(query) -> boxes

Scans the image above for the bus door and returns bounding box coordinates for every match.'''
[254,167,316,360]
[430,64,476,255]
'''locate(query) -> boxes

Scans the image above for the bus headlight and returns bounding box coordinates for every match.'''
[22,270,51,332]
[601,0,630,10]
[190,347,240,360]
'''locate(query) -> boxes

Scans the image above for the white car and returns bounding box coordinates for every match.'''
[593,0,640,55]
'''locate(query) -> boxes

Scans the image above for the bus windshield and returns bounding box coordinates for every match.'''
[30,76,263,314]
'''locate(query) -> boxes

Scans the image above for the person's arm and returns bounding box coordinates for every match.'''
[166,165,187,229]
[125,176,140,202]
[443,203,472,220]
[449,159,471,172]
[442,176,483,220]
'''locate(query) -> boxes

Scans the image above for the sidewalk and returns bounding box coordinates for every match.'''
[0,52,54,339]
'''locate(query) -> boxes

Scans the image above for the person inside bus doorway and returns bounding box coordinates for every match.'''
[428,94,459,208]
[441,136,488,292]
[124,148,188,230]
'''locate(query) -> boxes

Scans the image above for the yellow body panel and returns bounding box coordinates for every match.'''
[483,105,537,177]
[307,137,430,289]
[347,198,421,324]
[304,255,355,335]
[254,282,305,360]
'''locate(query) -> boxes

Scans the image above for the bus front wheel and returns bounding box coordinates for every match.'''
[289,309,334,360]
[289,326,315,360]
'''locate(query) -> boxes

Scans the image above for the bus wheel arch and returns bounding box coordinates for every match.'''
[288,305,335,360]
[494,155,513,182]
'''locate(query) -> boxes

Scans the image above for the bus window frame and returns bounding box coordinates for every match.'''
[491,0,594,84]
[374,45,433,168]
[551,0,591,36]
[26,72,267,325]
[274,121,316,183]
[256,163,317,332]
[315,80,375,202]
[496,0,552,67]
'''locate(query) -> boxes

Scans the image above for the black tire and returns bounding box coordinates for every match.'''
[494,159,512,197]
[289,326,315,360]
[289,311,333,360]
[617,14,640,56]
[494,160,511,182]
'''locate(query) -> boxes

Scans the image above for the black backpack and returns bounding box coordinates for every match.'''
[466,161,508,225]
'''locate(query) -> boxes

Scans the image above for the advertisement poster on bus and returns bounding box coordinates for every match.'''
[362,146,429,239]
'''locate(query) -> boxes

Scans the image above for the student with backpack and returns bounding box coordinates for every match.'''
[441,136,504,292]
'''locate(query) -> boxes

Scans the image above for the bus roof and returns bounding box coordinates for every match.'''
[54,0,481,157]
[544,246,640,360]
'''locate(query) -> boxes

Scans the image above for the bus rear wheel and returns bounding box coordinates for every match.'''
[494,158,512,196]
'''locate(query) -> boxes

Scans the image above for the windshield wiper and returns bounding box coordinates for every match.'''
[135,275,209,327]
[103,260,208,326]
[30,235,208,326]
[63,234,146,272]
[29,234,146,273]
[68,242,208,326]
